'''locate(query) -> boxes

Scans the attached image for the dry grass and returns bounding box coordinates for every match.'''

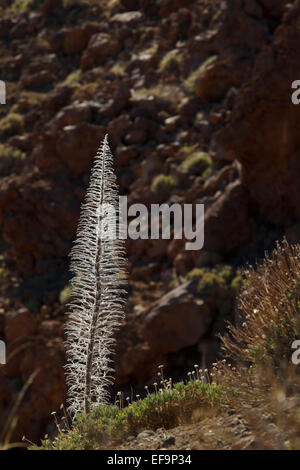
[223,239,300,372]
[212,240,300,449]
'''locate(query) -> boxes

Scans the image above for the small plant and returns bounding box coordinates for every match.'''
[59,285,72,305]
[110,63,126,77]
[181,152,212,177]
[0,113,24,139]
[64,69,82,85]
[187,265,243,317]
[222,240,300,374]
[184,55,218,92]
[151,174,178,197]
[159,50,182,74]
[10,0,43,11]
[38,366,220,450]
[0,144,25,176]
[65,135,127,415]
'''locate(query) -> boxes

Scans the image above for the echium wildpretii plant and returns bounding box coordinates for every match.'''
[65,134,127,415]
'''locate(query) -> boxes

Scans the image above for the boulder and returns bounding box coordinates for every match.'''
[203,180,251,254]
[52,26,88,55]
[56,123,104,175]
[141,280,213,354]
[110,11,144,27]
[5,309,37,343]
[81,33,120,71]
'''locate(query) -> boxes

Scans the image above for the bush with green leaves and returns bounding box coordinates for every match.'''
[37,379,220,450]
[0,144,25,176]
[184,55,218,92]
[181,152,212,177]
[159,50,182,74]
[10,0,43,12]
[0,113,24,139]
[187,265,243,317]
[151,174,178,197]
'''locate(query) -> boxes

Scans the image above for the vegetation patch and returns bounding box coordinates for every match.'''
[0,113,24,139]
[181,151,212,177]
[64,69,82,85]
[0,144,25,176]
[10,0,43,12]
[38,379,220,450]
[187,265,243,317]
[159,50,182,74]
[151,174,178,197]
[184,55,218,92]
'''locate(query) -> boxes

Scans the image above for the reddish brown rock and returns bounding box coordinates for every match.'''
[49,101,92,131]
[125,129,147,145]
[81,33,120,71]
[39,320,64,338]
[141,280,213,354]
[215,2,300,224]
[20,70,55,90]
[203,180,251,254]
[56,123,104,175]
[110,11,144,27]
[285,224,300,245]
[158,0,197,17]
[195,54,252,102]
[52,26,89,55]
[5,309,37,343]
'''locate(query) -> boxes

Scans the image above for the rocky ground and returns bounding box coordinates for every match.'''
[117,411,284,451]
[0,0,300,445]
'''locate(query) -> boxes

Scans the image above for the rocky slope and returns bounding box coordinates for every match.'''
[0,0,299,443]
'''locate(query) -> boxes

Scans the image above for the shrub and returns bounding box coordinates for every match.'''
[159,50,182,74]
[0,144,25,176]
[10,0,43,11]
[210,241,300,449]
[38,378,220,450]
[0,113,24,138]
[151,174,178,197]
[59,285,71,305]
[181,152,212,177]
[222,240,300,374]
[187,265,243,317]
[184,55,218,92]
[64,69,82,85]
[110,63,126,77]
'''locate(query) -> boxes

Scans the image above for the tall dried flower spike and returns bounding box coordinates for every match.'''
[65,134,127,415]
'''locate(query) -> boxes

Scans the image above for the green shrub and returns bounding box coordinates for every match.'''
[181,152,212,177]
[110,63,126,77]
[0,113,24,138]
[187,265,243,318]
[151,174,178,196]
[0,144,25,176]
[159,50,182,74]
[184,55,218,92]
[64,69,82,85]
[0,266,7,286]
[37,379,220,450]
[59,285,72,305]
[10,0,43,11]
